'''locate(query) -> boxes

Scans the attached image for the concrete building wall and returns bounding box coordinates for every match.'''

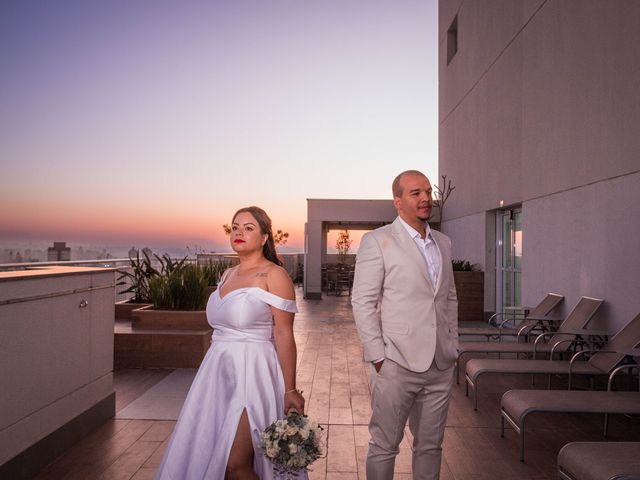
[523,172,640,330]
[439,0,640,331]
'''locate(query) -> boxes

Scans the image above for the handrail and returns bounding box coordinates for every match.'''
[0,258,133,271]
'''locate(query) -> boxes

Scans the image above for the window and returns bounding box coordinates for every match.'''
[447,15,458,65]
[496,208,522,315]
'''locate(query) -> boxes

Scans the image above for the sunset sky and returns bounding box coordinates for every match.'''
[0,0,439,253]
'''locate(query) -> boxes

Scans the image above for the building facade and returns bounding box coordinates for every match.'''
[47,242,71,262]
[304,199,397,299]
[439,0,640,330]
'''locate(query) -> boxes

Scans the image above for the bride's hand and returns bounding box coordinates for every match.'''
[284,389,305,415]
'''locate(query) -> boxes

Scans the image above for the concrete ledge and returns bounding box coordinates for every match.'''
[0,392,115,480]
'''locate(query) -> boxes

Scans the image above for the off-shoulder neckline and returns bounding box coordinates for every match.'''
[217,286,293,303]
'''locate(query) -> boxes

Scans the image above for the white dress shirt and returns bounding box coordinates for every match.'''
[398,216,441,288]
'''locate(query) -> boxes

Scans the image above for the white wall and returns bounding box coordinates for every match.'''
[523,172,640,330]
[439,0,640,331]
[521,1,640,200]
[442,212,485,265]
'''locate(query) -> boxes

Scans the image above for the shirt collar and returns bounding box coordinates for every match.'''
[398,216,432,242]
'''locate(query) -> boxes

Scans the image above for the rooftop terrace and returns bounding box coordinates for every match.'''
[28,288,640,479]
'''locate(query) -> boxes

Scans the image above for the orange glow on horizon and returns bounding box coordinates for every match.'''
[0,200,306,250]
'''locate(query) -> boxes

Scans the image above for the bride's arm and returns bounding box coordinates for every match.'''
[270,267,305,415]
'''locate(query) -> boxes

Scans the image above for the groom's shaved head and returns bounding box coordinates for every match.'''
[392,170,428,198]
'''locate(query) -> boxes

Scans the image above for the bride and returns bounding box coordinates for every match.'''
[156,206,305,479]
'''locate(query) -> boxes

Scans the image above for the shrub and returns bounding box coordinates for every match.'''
[201,259,233,287]
[116,250,159,303]
[451,259,479,271]
[148,263,209,310]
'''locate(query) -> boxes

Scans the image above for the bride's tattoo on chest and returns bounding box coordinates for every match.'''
[256,272,268,277]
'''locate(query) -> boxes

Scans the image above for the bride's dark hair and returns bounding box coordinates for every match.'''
[232,206,283,266]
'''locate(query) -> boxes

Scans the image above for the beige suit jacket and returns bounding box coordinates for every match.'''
[351,217,459,372]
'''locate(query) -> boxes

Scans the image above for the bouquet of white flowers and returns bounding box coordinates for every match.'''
[260,411,324,477]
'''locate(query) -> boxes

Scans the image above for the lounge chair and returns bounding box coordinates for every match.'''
[557,442,640,480]
[500,358,640,462]
[465,311,640,410]
[456,296,602,384]
[458,292,564,340]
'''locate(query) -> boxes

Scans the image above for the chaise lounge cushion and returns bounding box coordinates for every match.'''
[466,358,605,381]
[501,390,640,424]
[558,441,640,480]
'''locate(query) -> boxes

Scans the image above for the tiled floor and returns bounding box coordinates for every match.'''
[35,289,639,479]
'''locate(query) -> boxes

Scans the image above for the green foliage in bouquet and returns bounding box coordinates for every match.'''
[261,411,324,475]
[148,263,209,311]
[116,250,160,303]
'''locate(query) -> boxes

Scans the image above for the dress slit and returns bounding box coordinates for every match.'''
[223,407,255,474]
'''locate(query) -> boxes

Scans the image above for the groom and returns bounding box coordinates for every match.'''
[351,170,459,480]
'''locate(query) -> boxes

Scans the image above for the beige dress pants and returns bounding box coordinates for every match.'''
[367,358,454,480]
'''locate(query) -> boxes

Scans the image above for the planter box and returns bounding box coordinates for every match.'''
[453,271,484,322]
[115,300,151,320]
[131,305,210,330]
[114,328,211,369]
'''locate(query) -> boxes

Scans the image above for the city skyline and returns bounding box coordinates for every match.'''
[1,1,439,253]
[1,227,370,261]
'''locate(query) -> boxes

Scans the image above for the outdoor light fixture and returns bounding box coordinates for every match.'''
[499,200,504,208]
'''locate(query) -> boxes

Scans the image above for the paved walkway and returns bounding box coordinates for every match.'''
[291,289,411,478]
[35,288,640,479]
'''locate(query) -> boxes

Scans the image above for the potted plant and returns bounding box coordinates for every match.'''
[117,257,220,369]
[131,262,211,330]
[452,259,484,322]
[115,250,159,319]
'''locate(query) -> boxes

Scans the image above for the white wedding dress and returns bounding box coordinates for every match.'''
[155,282,306,479]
